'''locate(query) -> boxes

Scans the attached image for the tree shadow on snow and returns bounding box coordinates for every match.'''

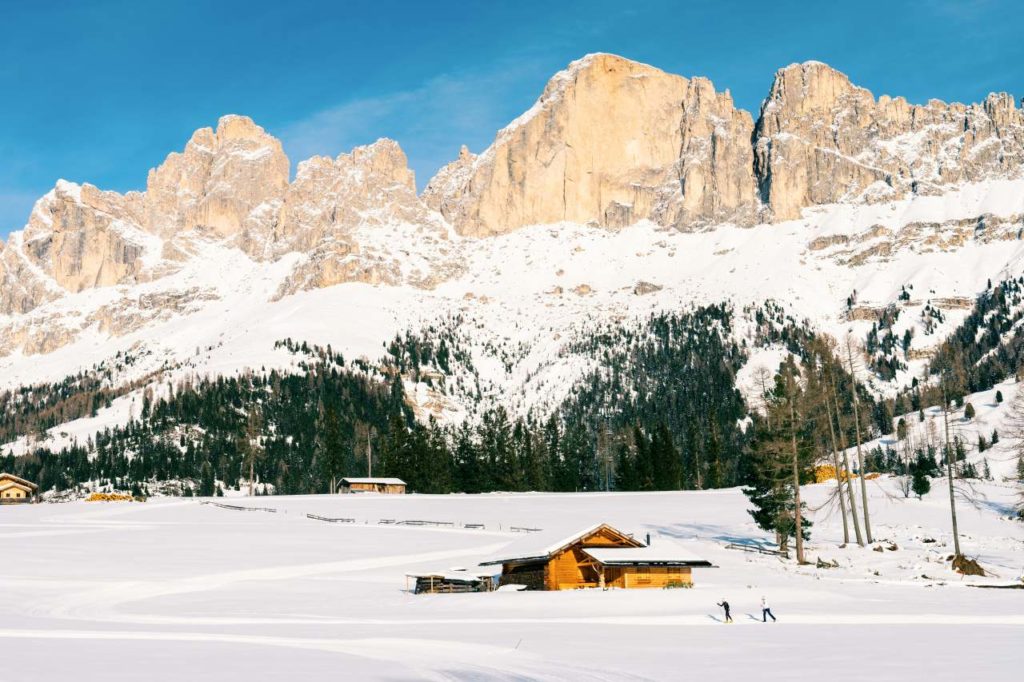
[650,522,774,549]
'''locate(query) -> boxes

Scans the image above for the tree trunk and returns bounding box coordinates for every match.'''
[790,399,805,564]
[846,338,873,544]
[829,373,864,546]
[941,384,963,557]
[823,387,850,544]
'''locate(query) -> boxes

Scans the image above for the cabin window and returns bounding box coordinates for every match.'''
[636,567,651,584]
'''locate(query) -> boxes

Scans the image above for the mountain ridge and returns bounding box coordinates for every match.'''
[2,53,1020,317]
[0,53,1023,445]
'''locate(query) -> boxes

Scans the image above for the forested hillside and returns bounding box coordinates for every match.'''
[2,303,901,502]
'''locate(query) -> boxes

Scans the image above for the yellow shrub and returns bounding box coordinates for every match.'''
[85,492,135,502]
[815,465,880,483]
[815,465,837,483]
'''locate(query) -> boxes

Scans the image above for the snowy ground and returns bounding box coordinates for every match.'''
[2,478,1022,680]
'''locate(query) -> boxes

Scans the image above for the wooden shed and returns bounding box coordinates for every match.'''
[339,477,406,494]
[0,473,38,504]
[481,523,712,590]
[406,570,495,594]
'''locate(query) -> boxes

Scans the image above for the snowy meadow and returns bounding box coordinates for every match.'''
[1,479,1021,681]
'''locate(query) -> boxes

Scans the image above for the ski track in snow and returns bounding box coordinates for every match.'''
[2,478,1022,679]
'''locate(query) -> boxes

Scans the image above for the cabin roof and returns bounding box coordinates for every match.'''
[480,523,644,566]
[582,541,713,567]
[340,477,406,486]
[406,570,493,583]
[0,473,38,490]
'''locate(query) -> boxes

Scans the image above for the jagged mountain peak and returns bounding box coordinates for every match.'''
[1,53,1023,377]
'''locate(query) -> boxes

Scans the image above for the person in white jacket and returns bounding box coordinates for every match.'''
[761,596,776,622]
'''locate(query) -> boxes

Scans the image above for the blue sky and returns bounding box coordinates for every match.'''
[1,0,1021,236]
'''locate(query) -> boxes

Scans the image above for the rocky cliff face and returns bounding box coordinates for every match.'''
[424,53,758,235]
[274,138,453,295]
[145,115,289,241]
[428,54,1023,232]
[754,62,1024,220]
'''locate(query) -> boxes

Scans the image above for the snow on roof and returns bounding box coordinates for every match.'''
[340,477,406,485]
[406,569,494,582]
[0,473,38,490]
[583,541,713,567]
[480,523,642,566]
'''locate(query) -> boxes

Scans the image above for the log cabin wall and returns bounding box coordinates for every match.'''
[545,527,641,590]
[621,565,692,588]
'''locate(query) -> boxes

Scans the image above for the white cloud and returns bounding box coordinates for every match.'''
[277,57,551,188]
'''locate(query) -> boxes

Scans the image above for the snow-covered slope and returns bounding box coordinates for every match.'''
[4,175,1024,454]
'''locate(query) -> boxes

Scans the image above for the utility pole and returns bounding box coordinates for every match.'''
[367,434,373,478]
[789,395,805,564]
[846,334,873,544]
[604,412,611,492]
[940,381,963,557]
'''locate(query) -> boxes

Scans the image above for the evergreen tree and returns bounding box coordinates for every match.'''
[911,461,931,499]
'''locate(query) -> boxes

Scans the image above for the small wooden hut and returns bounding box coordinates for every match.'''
[0,473,38,504]
[338,477,406,494]
[406,570,495,594]
[481,523,712,590]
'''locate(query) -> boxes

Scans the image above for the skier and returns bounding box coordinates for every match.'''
[761,596,776,622]
[716,599,733,623]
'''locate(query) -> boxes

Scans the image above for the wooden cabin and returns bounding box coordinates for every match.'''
[338,477,406,494]
[481,523,713,590]
[0,473,38,504]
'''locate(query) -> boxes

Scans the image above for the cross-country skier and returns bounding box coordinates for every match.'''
[716,599,733,623]
[761,596,776,622]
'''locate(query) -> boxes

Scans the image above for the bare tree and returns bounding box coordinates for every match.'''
[826,344,864,546]
[845,333,873,544]
[355,421,377,478]
[823,383,851,544]
[244,406,263,497]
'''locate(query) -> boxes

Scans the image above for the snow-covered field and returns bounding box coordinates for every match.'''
[2,478,1021,680]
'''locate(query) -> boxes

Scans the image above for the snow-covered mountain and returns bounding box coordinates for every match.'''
[2,53,1024,450]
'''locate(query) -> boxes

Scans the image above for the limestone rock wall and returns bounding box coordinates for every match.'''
[426,54,758,236]
[754,62,1024,221]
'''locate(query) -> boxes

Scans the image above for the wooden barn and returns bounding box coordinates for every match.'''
[339,477,406,494]
[481,523,713,590]
[0,473,38,504]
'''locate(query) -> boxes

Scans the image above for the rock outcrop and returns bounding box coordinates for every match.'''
[274,139,453,295]
[145,115,289,240]
[754,61,1024,221]
[424,53,758,235]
